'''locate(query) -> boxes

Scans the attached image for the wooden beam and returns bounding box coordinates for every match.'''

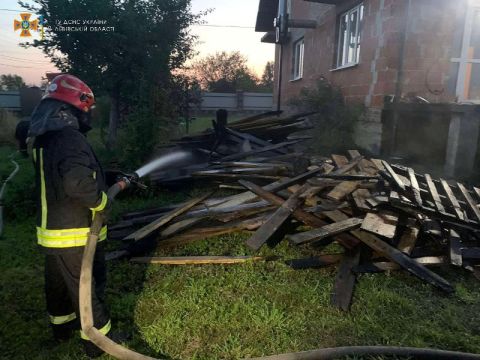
[288,218,363,245]
[407,167,423,206]
[449,229,463,266]
[327,181,360,201]
[157,215,269,249]
[361,213,398,239]
[285,254,343,269]
[381,160,406,191]
[352,189,372,211]
[246,185,305,251]
[123,193,212,241]
[131,256,264,265]
[220,140,301,161]
[458,182,480,222]
[440,179,465,220]
[353,256,447,273]
[239,180,359,249]
[462,247,480,259]
[349,228,454,293]
[425,174,446,214]
[370,158,386,171]
[331,248,361,311]
[331,154,349,168]
[332,156,364,175]
[397,225,419,255]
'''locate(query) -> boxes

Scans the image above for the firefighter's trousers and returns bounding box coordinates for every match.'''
[44,243,111,340]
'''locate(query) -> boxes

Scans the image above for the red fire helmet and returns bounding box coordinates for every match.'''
[43,74,95,112]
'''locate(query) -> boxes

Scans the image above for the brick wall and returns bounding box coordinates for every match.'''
[274,0,468,109]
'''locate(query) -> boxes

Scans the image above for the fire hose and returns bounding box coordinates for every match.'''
[0,153,20,237]
[79,174,480,360]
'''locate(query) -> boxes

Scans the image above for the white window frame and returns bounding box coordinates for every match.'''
[451,4,480,103]
[292,38,305,80]
[336,3,364,69]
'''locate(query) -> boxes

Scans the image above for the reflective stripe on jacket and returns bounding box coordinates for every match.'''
[32,126,108,252]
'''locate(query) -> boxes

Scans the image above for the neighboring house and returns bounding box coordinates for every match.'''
[255,0,480,177]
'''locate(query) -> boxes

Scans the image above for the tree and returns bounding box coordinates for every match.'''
[21,0,202,148]
[191,51,260,92]
[0,74,26,91]
[260,61,274,91]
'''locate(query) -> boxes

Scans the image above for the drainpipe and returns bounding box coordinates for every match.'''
[390,0,412,156]
[276,44,284,112]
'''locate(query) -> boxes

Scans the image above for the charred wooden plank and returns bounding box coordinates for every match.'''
[457,182,480,223]
[449,229,463,266]
[246,186,306,251]
[288,218,363,245]
[425,174,446,214]
[157,215,269,249]
[285,254,343,269]
[462,247,480,260]
[408,167,423,206]
[331,248,361,311]
[239,180,359,249]
[333,156,364,175]
[159,218,205,239]
[353,256,447,273]
[220,140,301,161]
[474,187,480,201]
[352,189,372,212]
[224,127,288,154]
[318,174,378,181]
[440,179,465,220]
[361,213,398,239]
[327,181,360,201]
[381,160,406,191]
[123,193,212,241]
[389,196,480,231]
[397,225,419,255]
[131,256,264,265]
[349,228,454,293]
[331,154,349,168]
[347,150,378,175]
[370,158,386,171]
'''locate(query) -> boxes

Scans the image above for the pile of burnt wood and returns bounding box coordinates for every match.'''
[109,147,480,310]
[148,111,314,185]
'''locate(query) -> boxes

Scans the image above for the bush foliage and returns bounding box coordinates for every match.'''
[288,78,364,154]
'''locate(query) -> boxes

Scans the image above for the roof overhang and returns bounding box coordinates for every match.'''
[255,0,278,32]
[303,0,340,4]
[261,31,277,43]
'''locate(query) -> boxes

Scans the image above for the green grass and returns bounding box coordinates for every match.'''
[184,114,245,135]
[1,145,480,359]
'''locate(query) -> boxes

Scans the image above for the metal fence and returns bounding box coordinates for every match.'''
[199,91,273,112]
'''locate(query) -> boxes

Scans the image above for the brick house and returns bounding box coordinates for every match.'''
[255,0,480,177]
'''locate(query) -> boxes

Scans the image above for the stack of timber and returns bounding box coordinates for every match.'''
[149,112,314,185]
[110,151,480,310]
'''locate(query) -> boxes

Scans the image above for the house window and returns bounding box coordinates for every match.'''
[452,4,480,102]
[336,3,364,68]
[292,38,304,80]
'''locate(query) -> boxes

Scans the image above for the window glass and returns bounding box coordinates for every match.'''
[347,9,358,64]
[470,10,480,59]
[467,63,480,100]
[337,3,364,68]
[292,38,304,80]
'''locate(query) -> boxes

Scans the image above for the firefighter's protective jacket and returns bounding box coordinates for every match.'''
[30,99,108,252]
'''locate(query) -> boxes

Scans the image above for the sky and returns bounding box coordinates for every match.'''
[0,0,275,86]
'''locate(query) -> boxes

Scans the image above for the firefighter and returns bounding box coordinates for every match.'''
[28,74,112,358]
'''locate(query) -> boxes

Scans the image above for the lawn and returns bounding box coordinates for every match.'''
[1,144,480,360]
[183,114,246,135]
